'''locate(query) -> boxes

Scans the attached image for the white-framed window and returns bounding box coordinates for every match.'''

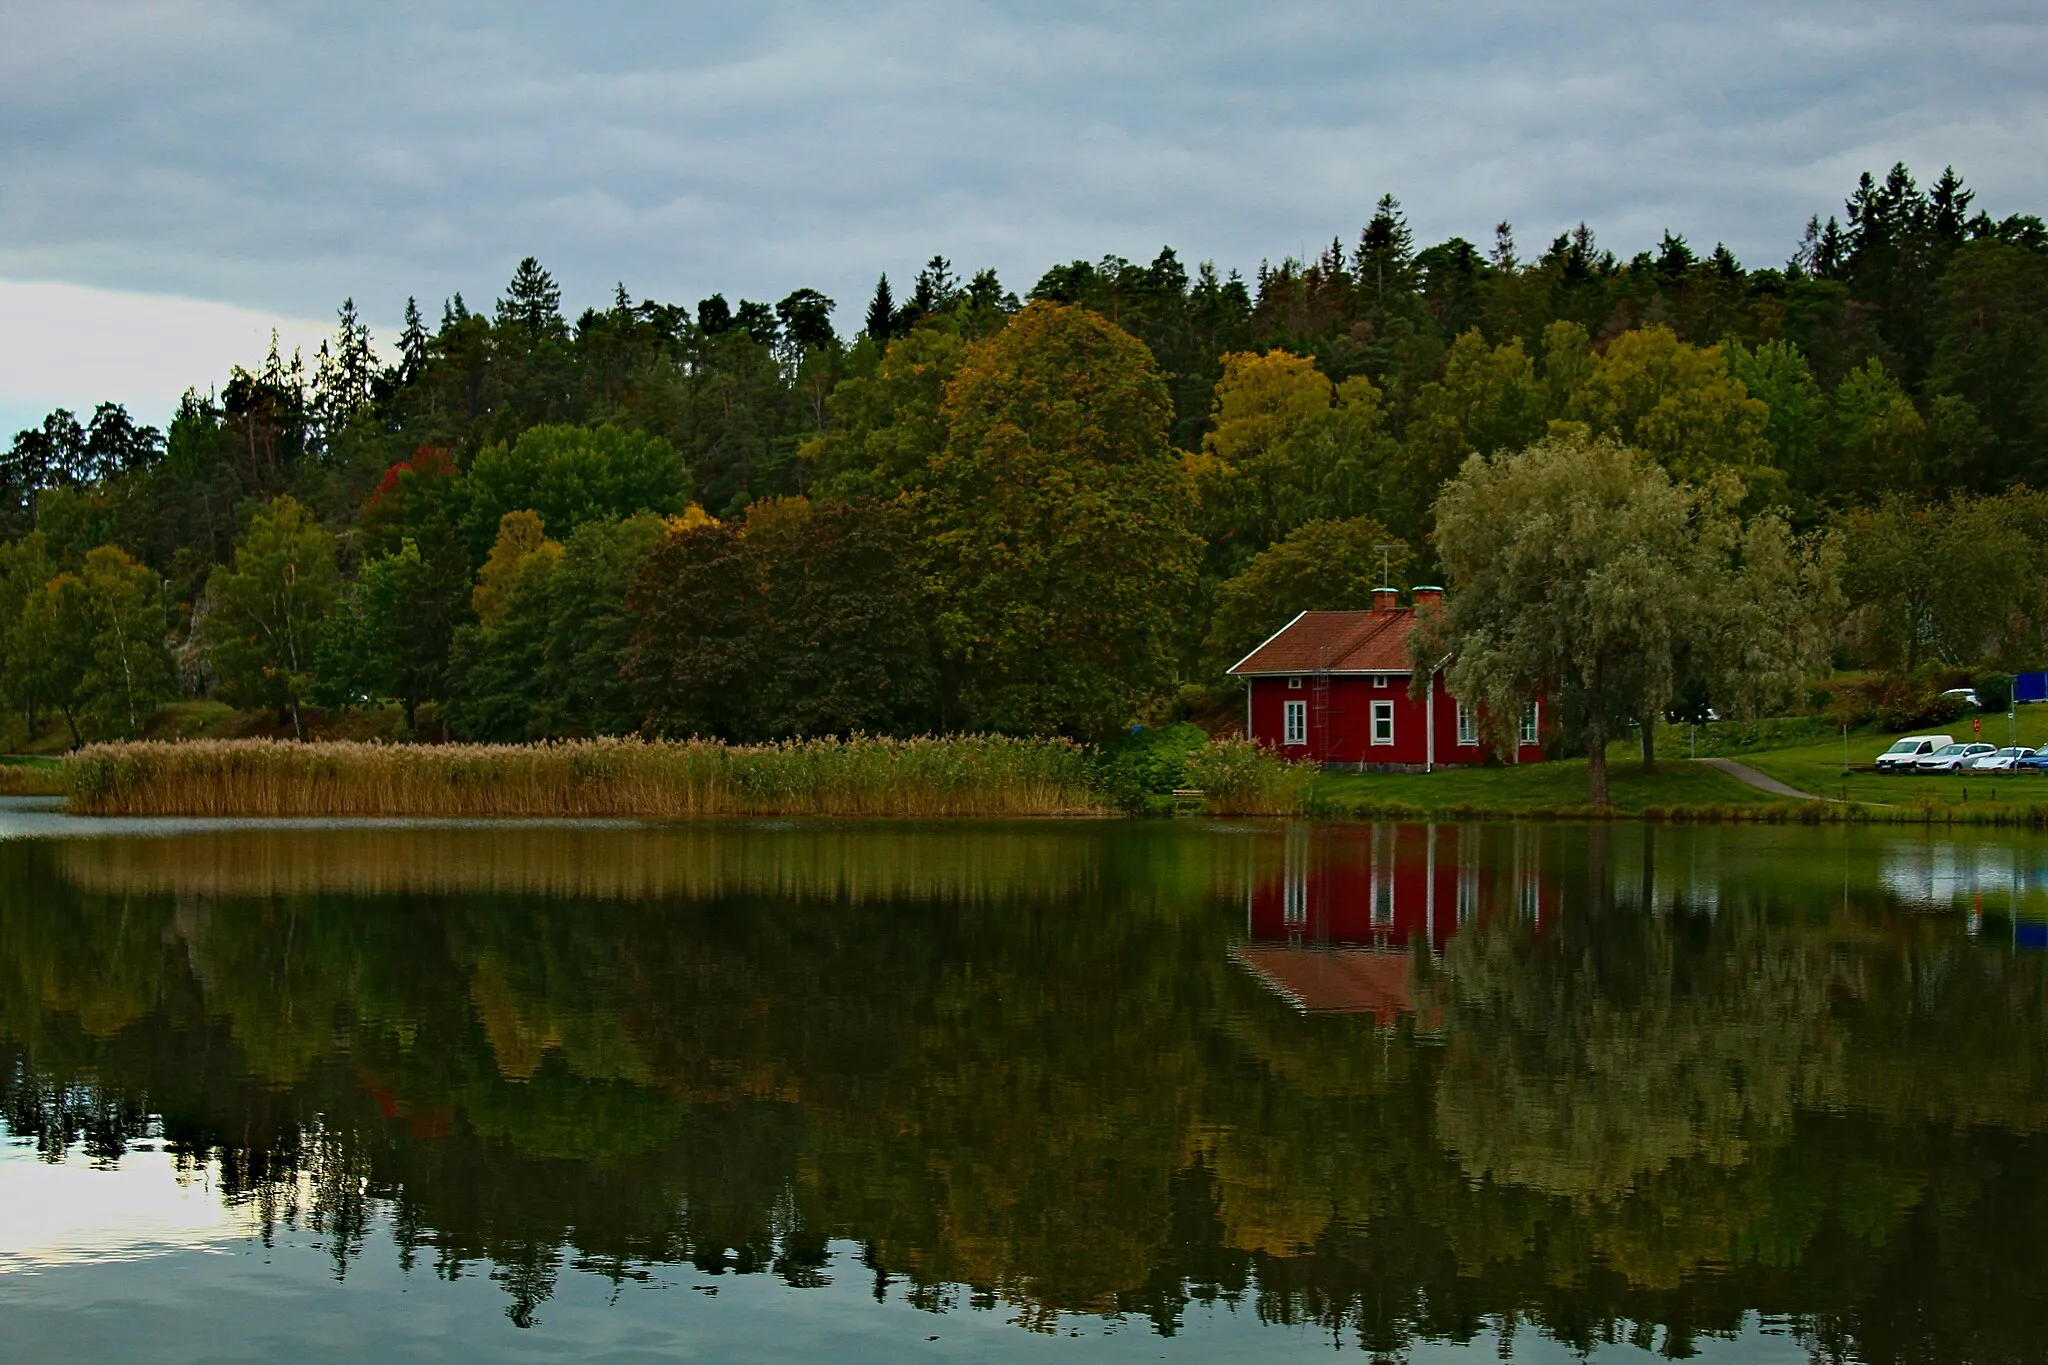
[1283,699,1308,746]
[1288,675,1303,689]
[1456,702,1478,746]
[1373,674,1389,688]
[1370,700,1395,746]
[1520,702,1540,747]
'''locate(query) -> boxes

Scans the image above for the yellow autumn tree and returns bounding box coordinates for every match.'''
[1396,329,1547,533]
[1570,325,1773,486]
[1197,349,1395,567]
[471,509,561,625]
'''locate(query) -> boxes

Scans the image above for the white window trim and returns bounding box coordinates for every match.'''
[1370,700,1395,746]
[1283,699,1308,746]
[1288,675,1303,689]
[1455,702,1478,747]
[1520,702,1540,747]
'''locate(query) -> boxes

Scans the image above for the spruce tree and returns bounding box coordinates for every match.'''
[1354,194,1417,307]
[497,257,564,338]
[864,274,896,343]
[398,297,429,385]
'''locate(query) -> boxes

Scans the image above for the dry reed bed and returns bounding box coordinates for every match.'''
[66,736,1111,819]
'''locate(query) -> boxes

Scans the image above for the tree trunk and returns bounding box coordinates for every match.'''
[1586,715,1610,807]
[1640,718,1657,773]
[61,706,82,751]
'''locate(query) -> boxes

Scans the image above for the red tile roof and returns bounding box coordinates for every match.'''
[1231,946,1437,1027]
[1228,609,1428,676]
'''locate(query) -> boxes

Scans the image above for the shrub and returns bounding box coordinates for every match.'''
[1089,723,1212,814]
[1178,739,1316,816]
[1975,672,2015,714]
[1827,674,1971,732]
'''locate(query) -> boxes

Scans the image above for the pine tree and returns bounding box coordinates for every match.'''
[697,294,734,335]
[1654,231,1695,284]
[311,298,376,443]
[1491,222,1517,271]
[909,256,959,320]
[775,288,837,353]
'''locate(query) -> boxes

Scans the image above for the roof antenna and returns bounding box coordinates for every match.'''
[1374,543,1401,590]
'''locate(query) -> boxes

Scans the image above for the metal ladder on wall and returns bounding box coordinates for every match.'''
[1311,668,1330,763]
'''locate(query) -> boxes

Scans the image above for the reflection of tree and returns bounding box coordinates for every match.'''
[4,826,2048,1358]
[1431,906,1846,1206]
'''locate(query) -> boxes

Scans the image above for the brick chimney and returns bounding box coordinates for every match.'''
[1411,585,1444,610]
[1371,586,1400,613]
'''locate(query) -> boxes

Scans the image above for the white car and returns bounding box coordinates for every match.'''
[1917,742,1996,773]
[1940,687,1982,710]
[1971,746,2036,772]
[1876,735,1955,772]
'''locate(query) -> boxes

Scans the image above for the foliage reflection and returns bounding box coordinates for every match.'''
[4,821,2048,1356]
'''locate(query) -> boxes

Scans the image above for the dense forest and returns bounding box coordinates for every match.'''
[8,162,2048,744]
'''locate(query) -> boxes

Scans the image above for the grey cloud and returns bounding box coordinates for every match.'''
[2,0,2045,341]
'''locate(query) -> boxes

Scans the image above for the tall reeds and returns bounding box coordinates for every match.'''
[66,736,1111,819]
[1180,738,1319,816]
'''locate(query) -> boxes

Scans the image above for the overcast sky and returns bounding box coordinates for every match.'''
[4,0,2045,436]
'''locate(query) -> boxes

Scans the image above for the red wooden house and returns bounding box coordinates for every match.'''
[1228,587,1545,770]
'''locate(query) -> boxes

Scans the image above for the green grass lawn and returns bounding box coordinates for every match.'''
[1311,706,2048,819]
[1735,712,2048,810]
[1314,755,1789,816]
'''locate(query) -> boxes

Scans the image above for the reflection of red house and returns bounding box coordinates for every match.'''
[1230,946,1416,1023]
[1234,825,1557,1027]
[1228,588,1545,771]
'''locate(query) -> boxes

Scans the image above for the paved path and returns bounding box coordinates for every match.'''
[1693,757,1828,801]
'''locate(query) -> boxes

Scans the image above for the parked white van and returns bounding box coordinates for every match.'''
[1876,735,1955,773]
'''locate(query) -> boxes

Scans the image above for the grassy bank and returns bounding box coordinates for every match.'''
[1310,724,2048,826]
[1312,758,1797,821]
[55,716,2048,826]
[0,756,67,796]
[67,737,1117,819]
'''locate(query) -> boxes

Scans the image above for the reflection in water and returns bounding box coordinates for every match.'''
[4,819,2048,1359]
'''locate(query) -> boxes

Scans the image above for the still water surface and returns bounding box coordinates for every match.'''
[3,804,2046,1361]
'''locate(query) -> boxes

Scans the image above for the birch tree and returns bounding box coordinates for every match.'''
[204,497,341,738]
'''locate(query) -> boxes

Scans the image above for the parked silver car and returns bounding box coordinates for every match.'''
[1917,742,1996,773]
[1971,746,2036,772]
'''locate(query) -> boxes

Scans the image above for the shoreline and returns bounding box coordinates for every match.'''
[44,737,2048,827]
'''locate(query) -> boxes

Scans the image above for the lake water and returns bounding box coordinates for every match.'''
[3,802,2046,1362]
